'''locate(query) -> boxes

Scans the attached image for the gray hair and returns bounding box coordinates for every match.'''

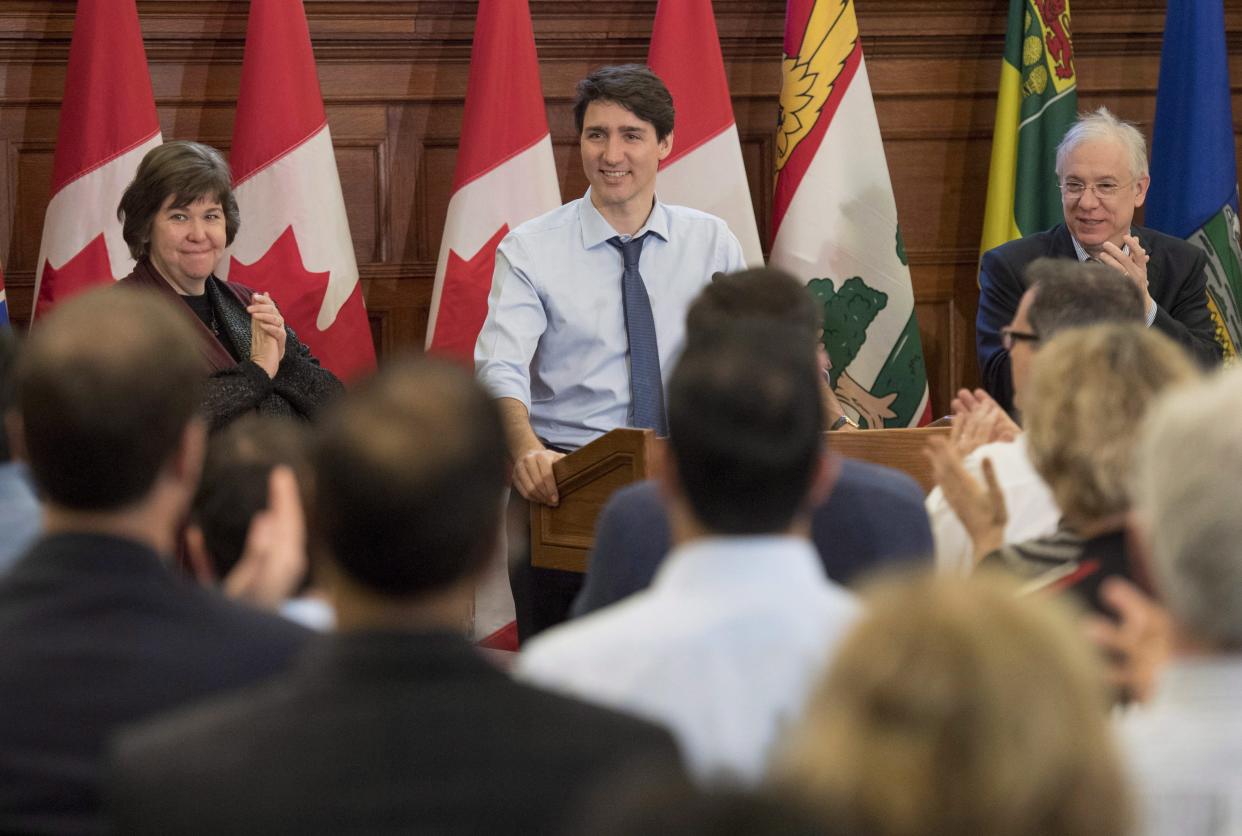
[1055,107,1149,181]
[1024,258,1145,338]
[1132,368,1242,649]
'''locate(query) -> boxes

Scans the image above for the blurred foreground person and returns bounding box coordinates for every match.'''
[109,357,681,835]
[776,574,1130,836]
[0,330,39,575]
[117,140,341,430]
[0,287,308,835]
[929,324,1196,613]
[1119,367,1242,835]
[519,321,858,785]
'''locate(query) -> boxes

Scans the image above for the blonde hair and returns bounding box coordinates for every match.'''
[1023,323,1198,524]
[775,573,1129,836]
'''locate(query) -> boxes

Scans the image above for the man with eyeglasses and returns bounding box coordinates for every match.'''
[977,107,1220,415]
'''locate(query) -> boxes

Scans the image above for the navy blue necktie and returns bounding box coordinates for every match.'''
[608,234,668,436]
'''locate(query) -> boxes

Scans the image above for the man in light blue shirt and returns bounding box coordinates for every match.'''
[0,330,40,576]
[475,65,744,637]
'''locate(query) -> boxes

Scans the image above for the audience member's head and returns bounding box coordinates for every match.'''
[188,414,311,582]
[1023,324,1196,529]
[685,268,819,345]
[573,64,675,141]
[1008,258,1146,411]
[311,356,506,605]
[665,320,825,536]
[776,573,1129,836]
[0,329,21,463]
[1132,367,1242,650]
[16,286,204,514]
[117,140,241,261]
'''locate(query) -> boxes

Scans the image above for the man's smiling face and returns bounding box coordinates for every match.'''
[1059,137,1149,256]
[580,99,672,219]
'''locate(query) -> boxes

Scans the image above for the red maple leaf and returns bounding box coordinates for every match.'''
[35,233,117,320]
[428,224,509,365]
[227,226,376,381]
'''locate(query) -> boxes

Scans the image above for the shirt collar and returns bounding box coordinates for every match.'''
[652,535,829,594]
[578,187,671,250]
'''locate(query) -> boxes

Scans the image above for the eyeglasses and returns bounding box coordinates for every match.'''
[1001,326,1040,351]
[1058,179,1134,200]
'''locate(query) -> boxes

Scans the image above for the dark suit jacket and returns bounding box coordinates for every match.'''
[108,631,683,835]
[0,533,309,835]
[572,457,933,619]
[977,223,1220,413]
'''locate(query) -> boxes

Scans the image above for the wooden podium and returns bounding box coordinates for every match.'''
[529,428,658,573]
[527,424,951,575]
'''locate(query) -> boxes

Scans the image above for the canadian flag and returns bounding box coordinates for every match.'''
[648,0,763,266]
[425,0,560,362]
[220,0,375,381]
[32,0,161,318]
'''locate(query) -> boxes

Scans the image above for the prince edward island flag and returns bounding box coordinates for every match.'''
[980,0,1077,253]
[770,0,930,428]
[1146,0,1242,361]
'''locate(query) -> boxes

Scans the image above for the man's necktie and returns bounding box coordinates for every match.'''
[608,234,668,436]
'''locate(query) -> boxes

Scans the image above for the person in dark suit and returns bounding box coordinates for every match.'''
[572,267,932,618]
[108,356,682,836]
[0,287,309,835]
[978,107,1220,414]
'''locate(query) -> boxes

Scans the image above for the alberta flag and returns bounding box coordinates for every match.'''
[0,262,8,327]
[769,0,929,428]
[979,0,1077,253]
[1146,0,1242,361]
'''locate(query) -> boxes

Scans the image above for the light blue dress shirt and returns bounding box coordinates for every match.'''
[475,190,746,451]
[0,461,41,576]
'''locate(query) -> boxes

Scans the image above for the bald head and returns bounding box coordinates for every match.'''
[17,286,203,510]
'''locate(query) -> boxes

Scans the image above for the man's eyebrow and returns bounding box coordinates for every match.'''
[583,123,650,134]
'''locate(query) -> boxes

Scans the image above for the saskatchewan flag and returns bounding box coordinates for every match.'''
[1146,0,1242,361]
[980,0,1078,255]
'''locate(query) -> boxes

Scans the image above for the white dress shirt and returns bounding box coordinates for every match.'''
[1120,657,1242,836]
[475,189,745,451]
[515,535,860,785]
[925,435,1060,575]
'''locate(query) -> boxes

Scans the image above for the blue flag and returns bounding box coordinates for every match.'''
[1146,0,1242,360]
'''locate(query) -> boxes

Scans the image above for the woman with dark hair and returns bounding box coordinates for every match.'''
[117,140,342,430]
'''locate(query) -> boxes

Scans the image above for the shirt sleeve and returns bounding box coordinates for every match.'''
[474,243,548,410]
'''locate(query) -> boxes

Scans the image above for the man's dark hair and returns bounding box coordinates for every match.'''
[686,268,820,345]
[192,414,311,579]
[573,65,675,141]
[668,321,823,534]
[1024,258,1146,339]
[117,140,241,261]
[0,329,21,462]
[311,356,507,597]
[16,286,203,510]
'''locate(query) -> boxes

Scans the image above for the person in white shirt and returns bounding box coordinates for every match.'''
[517,317,859,785]
[1119,367,1242,836]
[474,64,745,638]
[929,258,1147,574]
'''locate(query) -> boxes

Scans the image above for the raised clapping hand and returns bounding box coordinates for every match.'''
[925,435,1007,565]
[949,388,1021,457]
[248,291,288,379]
[1097,234,1155,317]
[222,465,308,609]
[1083,577,1172,704]
[513,448,566,506]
